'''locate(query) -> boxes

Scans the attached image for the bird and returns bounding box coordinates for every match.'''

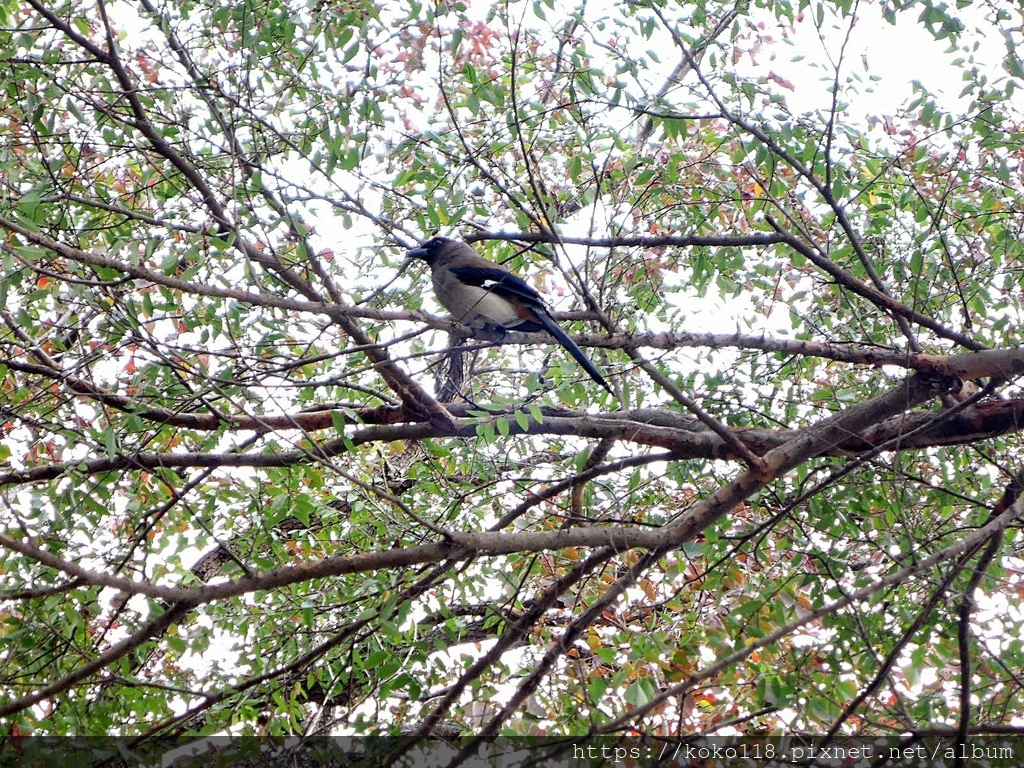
[405,237,613,393]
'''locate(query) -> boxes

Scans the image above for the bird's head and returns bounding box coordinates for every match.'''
[405,236,455,265]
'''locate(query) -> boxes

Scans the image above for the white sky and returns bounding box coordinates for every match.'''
[764,2,1009,116]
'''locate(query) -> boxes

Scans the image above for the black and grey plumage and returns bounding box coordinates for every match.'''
[406,237,612,393]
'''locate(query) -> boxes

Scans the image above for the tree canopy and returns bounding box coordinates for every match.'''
[2,0,1024,761]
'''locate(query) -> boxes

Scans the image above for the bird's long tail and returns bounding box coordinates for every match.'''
[533,310,613,393]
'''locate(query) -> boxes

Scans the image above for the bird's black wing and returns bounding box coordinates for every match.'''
[451,264,613,393]
[448,265,545,306]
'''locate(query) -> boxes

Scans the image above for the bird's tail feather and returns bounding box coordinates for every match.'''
[533,310,613,393]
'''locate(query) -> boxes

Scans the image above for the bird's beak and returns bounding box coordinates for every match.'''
[406,246,428,260]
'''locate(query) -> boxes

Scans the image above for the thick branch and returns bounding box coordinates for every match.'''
[0,373,952,608]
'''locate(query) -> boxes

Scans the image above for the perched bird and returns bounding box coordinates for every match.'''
[406,237,612,393]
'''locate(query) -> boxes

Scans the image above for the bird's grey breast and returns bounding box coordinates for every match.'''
[431,267,521,329]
